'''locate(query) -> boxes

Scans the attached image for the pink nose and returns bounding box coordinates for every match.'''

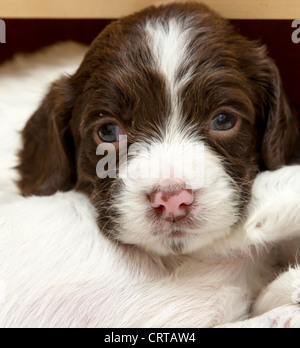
[149,189,194,222]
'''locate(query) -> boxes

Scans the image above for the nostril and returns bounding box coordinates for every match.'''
[149,189,194,222]
[155,205,165,212]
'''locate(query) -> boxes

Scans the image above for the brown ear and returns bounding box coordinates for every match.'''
[17,77,76,196]
[258,55,299,170]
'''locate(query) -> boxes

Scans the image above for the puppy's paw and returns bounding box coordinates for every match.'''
[284,311,300,328]
[245,205,280,245]
[217,306,300,328]
[245,199,300,246]
[251,306,300,328]
[246,166,300,246]
[261,306,300,328]
[252,267,300,316]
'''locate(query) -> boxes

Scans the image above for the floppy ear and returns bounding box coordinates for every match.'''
[17,77,77,196]
[256,51,299,170]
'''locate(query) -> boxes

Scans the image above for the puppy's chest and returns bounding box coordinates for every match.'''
[173,254,257,288]
[138,254,261,327]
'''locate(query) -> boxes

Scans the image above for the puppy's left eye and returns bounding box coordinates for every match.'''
[211,114,237,131]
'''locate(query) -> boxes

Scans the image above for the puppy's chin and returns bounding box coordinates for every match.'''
[118,227,234,256]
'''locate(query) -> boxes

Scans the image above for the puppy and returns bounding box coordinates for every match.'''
[13,2,299,326]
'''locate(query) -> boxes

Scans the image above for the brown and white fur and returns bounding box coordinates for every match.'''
[0,2,299,327]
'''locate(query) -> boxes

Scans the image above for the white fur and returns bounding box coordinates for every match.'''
[0,191,252,327]
[218,306,300,328]
[145,17,196,139]
[245,166,300,245]
[117,138,239,255]
[0,43,299,328]
[252,266,300,316]
[145,18,195,116]
[0,168,299,327]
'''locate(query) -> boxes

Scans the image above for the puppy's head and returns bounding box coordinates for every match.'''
[18,3,298,255]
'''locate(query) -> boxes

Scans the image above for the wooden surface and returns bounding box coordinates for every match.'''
[0,0,300,19]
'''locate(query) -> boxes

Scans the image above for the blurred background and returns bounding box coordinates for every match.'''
[0,1,299,117]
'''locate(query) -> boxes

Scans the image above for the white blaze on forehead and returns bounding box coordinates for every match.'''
[145,18,196,140]
[145,18,193,91]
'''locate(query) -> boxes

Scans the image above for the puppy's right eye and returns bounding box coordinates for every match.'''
[211,113,237,132]
[98,123,121,143]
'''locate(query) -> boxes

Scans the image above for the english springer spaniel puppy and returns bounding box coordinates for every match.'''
[12,2,299,327]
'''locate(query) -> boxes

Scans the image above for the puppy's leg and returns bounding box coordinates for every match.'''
[251,266,300,316]
[245,198,300,246]
[245,166,300,246]
[217,305,300,328]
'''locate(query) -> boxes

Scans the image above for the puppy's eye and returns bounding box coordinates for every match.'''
[211,114,237,131]
[98,123,121,142]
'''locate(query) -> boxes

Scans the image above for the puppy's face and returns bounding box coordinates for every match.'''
[18,3,298,255]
